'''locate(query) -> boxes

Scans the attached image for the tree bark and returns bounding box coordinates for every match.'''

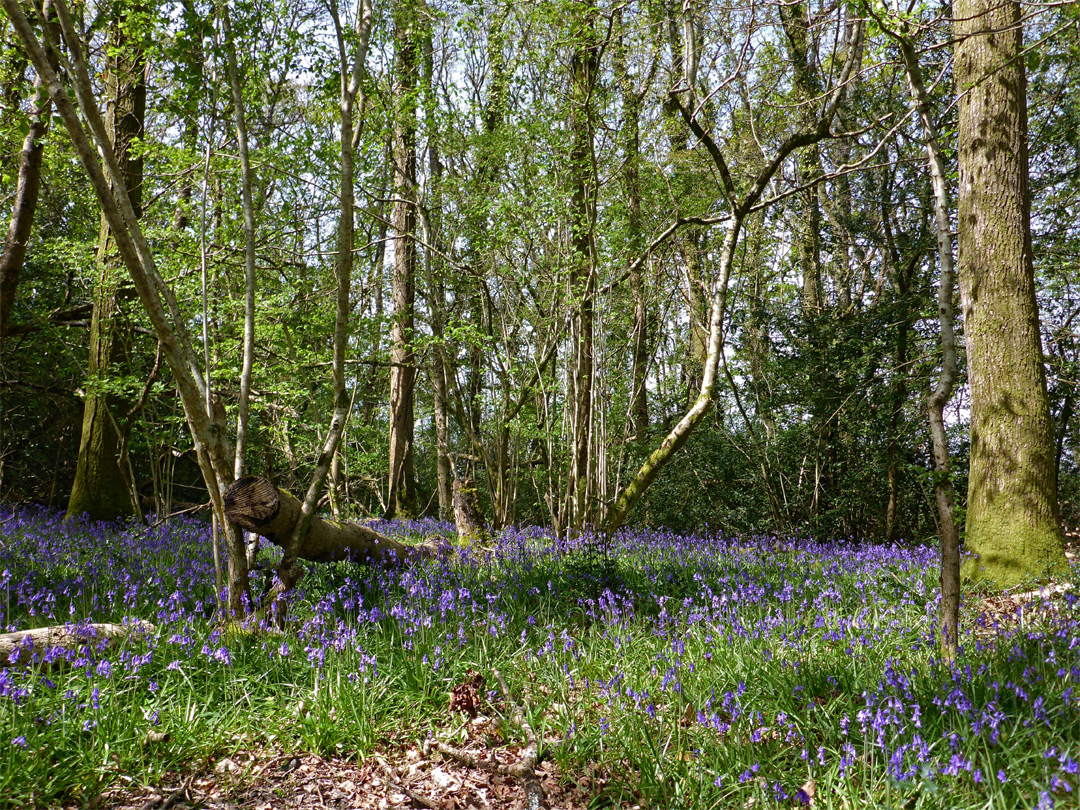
[420,25,453,522]
[567,1,600,529]
[897,31,961,658]
[954,0,1068,586]
[68,3,147,522]
[453,477,489,545]
[224,477,433,564]
[386,0,420,520]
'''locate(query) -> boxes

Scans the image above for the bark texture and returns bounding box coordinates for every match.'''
[954,0,1068,586]
[453,478,489,545]
[68,5,146,521]
[386,0,420,519]
[224,477,434,564]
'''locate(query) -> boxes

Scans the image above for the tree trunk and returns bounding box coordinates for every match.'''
[568,1,600,529]
[954,0,1068,586]
[68,4,146,522]
[881,218,918,543]
[614,9,649,445]
[264,0,374,621]
[221,0,257,484]
[421,26,453,523]
[224,477,433,564]
[898,32,961,658]
[0,62,52,344]
[1,621,155,668]
[605,12,862,531]
[386,0,420,520]
[453,478,489,545]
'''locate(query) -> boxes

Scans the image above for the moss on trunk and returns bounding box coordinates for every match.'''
[954,0,1068,587]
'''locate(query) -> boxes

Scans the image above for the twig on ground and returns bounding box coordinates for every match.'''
[137,775,191,810]
[493,668,548,810]
[380,764,441,810]
[431,669,557,810]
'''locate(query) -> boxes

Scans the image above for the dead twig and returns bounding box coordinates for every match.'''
[431,669,557,810]
[380,763,441,810]
[137,775,191,810]
[493,668,548,810]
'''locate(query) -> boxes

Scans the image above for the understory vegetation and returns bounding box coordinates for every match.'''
[2,508,1077,809]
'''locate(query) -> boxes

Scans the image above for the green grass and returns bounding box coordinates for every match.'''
[1,511,1078,808]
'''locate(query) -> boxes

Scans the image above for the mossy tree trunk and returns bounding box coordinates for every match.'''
[954,0,1069,586]
[68,3,146,522]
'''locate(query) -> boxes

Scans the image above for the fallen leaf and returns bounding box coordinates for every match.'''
[431,766,454,788]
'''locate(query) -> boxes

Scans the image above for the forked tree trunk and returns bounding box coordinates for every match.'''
[604,12,863,531]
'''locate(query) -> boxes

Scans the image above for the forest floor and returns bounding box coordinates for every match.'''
[96,746,598,810]
[3,510,1080,810]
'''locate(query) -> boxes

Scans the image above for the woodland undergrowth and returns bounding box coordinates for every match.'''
[1,507,1077,809]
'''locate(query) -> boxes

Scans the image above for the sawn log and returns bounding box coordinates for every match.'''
[223,476,435,564]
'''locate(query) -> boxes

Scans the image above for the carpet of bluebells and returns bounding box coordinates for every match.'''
[1,505,1079,809]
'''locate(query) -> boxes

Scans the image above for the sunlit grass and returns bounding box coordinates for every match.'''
[1,507,1077,808]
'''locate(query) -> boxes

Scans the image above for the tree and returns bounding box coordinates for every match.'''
[878,6,962,657]
[605,2,864,531]
[566,0,601,529]
[386,0,421,520]
[954,0,1069,585]
[67,0,148,521]
[0,7,57,345]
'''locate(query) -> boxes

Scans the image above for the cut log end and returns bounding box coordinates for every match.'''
[224,476,281,530]
[224,477,434,565]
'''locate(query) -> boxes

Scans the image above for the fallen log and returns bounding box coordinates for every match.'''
[0,620,155,668]
[223,476,436,564]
